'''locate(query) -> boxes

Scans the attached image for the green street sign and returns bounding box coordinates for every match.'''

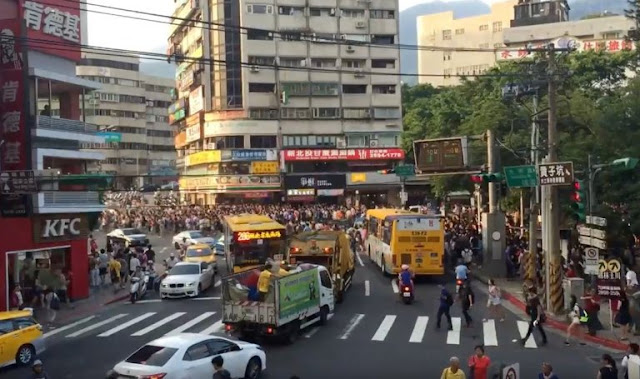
[503,165,537,188]
[395,164,415,177]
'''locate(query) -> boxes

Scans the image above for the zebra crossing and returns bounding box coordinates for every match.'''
[46,310,542,348]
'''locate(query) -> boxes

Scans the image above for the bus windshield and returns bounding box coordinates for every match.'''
[233,238,285,267]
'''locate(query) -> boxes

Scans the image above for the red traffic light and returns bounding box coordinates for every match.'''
[470,175,483,184]
[573,181,582,191]
[571,192,582,202]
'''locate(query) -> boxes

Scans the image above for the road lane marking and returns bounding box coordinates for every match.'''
[43,316,95,338]
[160,247,167,253]
[409,316,429,343]
[338,314,365,340]
[516,320,537,348]
[365,280,370,296]
[303,327,320,338]
[98,312,156,337]
[483,319,498,346]
[200,320,224,334]
[133,299,162,304]
[371,315,396,341]
[446,317,461,345]
[214,280,221,287]
[132,312,186,336]
[66,314,128,338]
[192,296,221,301]
[165,312,216,336]
[391,280,399,294]
[356,252,364,267]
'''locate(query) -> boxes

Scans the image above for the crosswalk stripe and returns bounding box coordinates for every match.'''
[66,314,128,338]
[98,313,157,337]
[339,314,365,340]
[446,317,461,345]
[132,312,186,336]
[165,312,216,336]
[391,280,399,294]
[516,320,537,348]
[43,316,95,338]
[409,316,429,343]
[200,320,224,335]
[483,319,498,346]
[365,280,370,296]
[372,315,396,341]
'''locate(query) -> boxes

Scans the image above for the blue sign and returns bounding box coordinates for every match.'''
[231,149,267,161]
[97,131,122,143]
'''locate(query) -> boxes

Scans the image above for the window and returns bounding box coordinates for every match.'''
[311,82,339,96]
[373,107,401,119]
[382,223,392,245]
[80,58,139,71]
[369,217,379,237]
[278,6,304,15]
[98,92,119,102]
[12,317,37,329]
[315,108,340,119]
[343,108,370,119]
[371,35,394,44]
[342,34,368,43]
[206,339,238,355]
[146,130,172,138]
[247,29,273,40]
[442,30,452,40]
[310,7,335,17]
[492,21,502,32]
[279,57,306,68]
[342,84,367,94]
[342,59,366,69]
[117,79,138,87]
[479,24,488,31]
[443,52,452,61]
[281,82,310,96]
[316,135,336,146]
[281,32,302,41]
[320,270,332,288]
[249,108,279,119]
[184,343,211,361]
[341,9,365,18]
[372,85,396,94]
[281,108,310,119]
[307,32,335,43]
[455,28,465,35]
[443,68,453,77]
[284,135,309,146]
[370,9,395,19]
[247,4,273,14]
[248,56,275,65]
[126,346,178,366]
[249,83,275,93]
[311,58,336,68]
[210,136,244,149]
[346,134,368,147]
[250,135,277,148]
[371,59,395,69]
[0,320,14,334]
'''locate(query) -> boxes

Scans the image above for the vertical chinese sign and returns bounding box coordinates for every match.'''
[1,3,29,216]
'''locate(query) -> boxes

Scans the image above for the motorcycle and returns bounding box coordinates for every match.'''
[455,278,465,295]
[399,282,414,304]
[130,272,149,304]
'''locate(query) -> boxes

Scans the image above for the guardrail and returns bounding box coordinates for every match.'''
[37,115,99,133]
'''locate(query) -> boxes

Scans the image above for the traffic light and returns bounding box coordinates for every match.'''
[279,90,289,105]
[470,173,503,183]
[570,179,586,222]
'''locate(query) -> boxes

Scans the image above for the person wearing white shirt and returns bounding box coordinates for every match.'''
[621,343,639,379]
[129,254,141,275]
[626,269,638,288]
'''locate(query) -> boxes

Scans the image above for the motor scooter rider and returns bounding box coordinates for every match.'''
[165,253,180,269]
[455,259,470,294]
[398,264,414,290]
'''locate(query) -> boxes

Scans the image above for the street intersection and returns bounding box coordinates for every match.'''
[0,235,608,378]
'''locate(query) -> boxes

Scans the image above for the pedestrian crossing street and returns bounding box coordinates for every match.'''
[46,310,543,348]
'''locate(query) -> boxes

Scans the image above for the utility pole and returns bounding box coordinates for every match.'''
[527,91,540,286]
[481,128,506,276]
[486,129,497,213]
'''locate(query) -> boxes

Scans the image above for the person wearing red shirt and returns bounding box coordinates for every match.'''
[468,345,491,379]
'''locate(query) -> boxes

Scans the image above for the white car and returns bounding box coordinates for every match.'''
[160,262,214,299]
[173,230,215,249]
[110,333,266,379]
[107,228,149,247]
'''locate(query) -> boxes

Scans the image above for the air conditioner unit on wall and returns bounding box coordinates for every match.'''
[354,69,365,78]
[355,21,366,29]
[370,139,379,147]
[346,46,355,53]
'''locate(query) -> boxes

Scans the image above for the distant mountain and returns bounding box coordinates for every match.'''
[140,60,176,79]
[399,0,630,84]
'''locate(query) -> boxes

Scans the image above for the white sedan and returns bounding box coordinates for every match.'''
[110,333,266,379]
[173,230,216,249]
[160,262,214,298]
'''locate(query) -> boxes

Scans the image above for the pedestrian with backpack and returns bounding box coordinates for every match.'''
[437,285,454,330]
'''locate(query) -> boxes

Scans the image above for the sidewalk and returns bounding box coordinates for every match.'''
[474,271,630,351]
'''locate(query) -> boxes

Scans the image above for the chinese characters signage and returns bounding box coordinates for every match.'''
[597,258,622,299]
[413,137,468,173]
[188,86,203,115]
[251,161,279,174]
[537,162,573,186]
[185,124,201,143]
[236,230,282,242]
[22,0,82,61]
[185,150,221,167]
[178,175,281,191]
[232,149,278,161]
[497,39,635,61]
[0,170,37,194]
[283,148,404,162]
[284,174,345,190]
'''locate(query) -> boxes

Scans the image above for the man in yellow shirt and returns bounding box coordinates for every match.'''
[108,255,121,290]
[257,263,273,301]
[440,357,466,379]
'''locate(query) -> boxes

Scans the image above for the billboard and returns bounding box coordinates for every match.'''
[413,137,470,173]
[22,0,82,61]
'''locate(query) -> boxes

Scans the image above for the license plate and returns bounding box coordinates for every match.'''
[403,292,411,297]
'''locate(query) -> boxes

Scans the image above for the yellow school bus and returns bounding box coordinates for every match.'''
[365,208,445,276]
[223,214,287,273]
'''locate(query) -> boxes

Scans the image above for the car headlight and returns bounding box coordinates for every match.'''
[161,283,169,288]
[187,282,195,287]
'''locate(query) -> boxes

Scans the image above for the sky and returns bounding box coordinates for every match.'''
[86,0,499,53]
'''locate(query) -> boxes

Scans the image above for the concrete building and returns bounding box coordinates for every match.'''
[169,0,408,206]
[76,53,176,189]
[417,0,517,87]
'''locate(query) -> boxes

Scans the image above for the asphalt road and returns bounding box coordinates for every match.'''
[1,248,610,379]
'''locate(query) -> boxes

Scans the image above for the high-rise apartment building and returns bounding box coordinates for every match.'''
[417,0,517,87]
[169,0,406,206]
[76,53,177,189]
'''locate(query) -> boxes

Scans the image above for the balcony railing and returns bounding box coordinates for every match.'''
[42,191,103,206]
[37,115,99,134]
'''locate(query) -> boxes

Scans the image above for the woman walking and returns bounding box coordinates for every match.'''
[565,294,586,346]
[616,291,632,342]
[485,278,505,322]
[597,354,619,379]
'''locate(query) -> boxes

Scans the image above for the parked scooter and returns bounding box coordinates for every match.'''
[130,271,149,304]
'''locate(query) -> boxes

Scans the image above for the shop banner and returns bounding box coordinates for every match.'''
[231,149,278,161]
[284,175,316,189]
[32,214,90,243]
[278,268,320,320]
[179,175,281,191]
[174,131,187,148]
[284,148,405,162]
[185,150,221,166]
[188,86,203,115]
[168,98,186,114]
[316,174,346,189]
[22,0,82,61]
[251,161,279,174]
[185,123,201,143]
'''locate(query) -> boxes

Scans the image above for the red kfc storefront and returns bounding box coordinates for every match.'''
[0,215,90,311]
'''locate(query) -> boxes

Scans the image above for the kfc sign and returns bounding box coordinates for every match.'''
[22,0,82,61]
[283,148,405,162]
[33,214,89,242]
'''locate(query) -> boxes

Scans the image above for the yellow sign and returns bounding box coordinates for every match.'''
[185,151,221,167]
[608,259,621,273]
[179,175,281,190]
[351,173,367,183]
[251,161,279,174]
[237,230,282,241]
